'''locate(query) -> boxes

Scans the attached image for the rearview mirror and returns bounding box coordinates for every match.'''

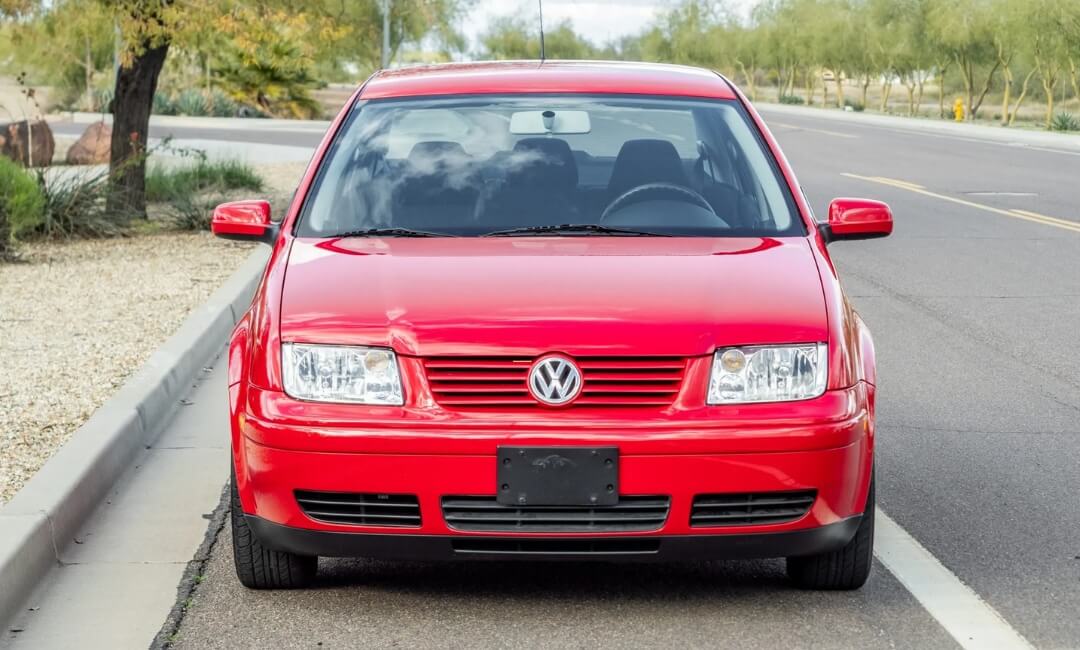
[821,198,893,243]
[211,200,278,244]
[509,110,591,135]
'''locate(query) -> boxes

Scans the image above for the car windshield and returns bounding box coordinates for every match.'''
[297,95,804,238]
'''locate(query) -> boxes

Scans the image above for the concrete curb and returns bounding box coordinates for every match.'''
[48,112,331,133]
[755,102,1080,152]
[0,247,270,631]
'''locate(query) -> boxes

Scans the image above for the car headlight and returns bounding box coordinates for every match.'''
[282,343,404,405]
[707,343,827,404]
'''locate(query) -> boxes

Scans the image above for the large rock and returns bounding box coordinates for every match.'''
[0,120,55,167]
[65,121,112,165]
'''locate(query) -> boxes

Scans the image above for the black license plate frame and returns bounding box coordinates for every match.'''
[496,446,619,507]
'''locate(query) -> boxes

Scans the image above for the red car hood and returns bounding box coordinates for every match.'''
[280,237,827,357]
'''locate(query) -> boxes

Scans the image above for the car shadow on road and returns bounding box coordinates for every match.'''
[314,556,818,600]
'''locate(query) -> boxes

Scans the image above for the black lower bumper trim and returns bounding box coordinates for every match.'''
[245,515,861,562]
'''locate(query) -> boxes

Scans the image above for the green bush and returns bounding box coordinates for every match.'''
[0,157,46,253]
[844,99,865,112]
[153,92,178,116]
[779,94,805,105]
[35,166,134,238]
[207,89,239,118]
[146,159,264,229]
[176,89,210,117]
[1051,112,1080,132]
[146,159,263,203]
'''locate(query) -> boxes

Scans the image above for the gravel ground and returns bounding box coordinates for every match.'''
[0,161,307,506]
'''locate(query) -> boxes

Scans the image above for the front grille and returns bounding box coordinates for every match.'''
[423,356,686,408]
[452,538,661,556]
[295,490,420,527]
[690,491,816,527]
[442,495,670,532]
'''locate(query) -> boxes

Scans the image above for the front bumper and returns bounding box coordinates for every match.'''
[234,383,874,559]
[246,514,863,561]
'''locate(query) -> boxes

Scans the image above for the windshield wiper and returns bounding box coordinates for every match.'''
[482,223,670,237]
[327,227,457,238]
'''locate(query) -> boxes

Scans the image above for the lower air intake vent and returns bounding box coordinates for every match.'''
[442,496,670,532]
[295,491,420,527]
[452,538,661,556]
[690,491,816,527]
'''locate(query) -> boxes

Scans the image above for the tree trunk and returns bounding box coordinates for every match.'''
[971,58,1001,121]
[736,61,757,101]
[836,75,844,108]
[1069,57,1080,105]
[1001,66,1012,125]
[107,41,170,218]
[938,66,947,118]
[1043,79,1054,129]
[880,81,892,112]
[1008,68,1036,126]
[915,80,924,116]
[84,35,95,112]
[860,77,870,109]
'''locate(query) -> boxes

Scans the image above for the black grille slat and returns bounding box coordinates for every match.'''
[452,538,661,556]
[296,490,420,527]
[423,356,687,409]
[690,490,815,527]
[442,496,669,532]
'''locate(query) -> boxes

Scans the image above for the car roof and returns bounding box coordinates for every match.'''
[359,60,738,101]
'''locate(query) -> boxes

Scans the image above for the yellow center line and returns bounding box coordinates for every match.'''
[770,121,859,139]
[841,173,1080,234]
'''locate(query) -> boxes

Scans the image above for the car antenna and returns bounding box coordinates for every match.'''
[538,0,546,62]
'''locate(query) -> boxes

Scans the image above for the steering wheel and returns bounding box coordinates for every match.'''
[600,182,716,222]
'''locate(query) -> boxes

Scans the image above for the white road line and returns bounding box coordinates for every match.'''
[875,508,1035,650]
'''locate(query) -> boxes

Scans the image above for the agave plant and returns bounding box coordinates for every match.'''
[1051,112,1080,132]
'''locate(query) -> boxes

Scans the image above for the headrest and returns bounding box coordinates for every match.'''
[608,138,686,198]
[508,137,578,190]
[407,141,469,166]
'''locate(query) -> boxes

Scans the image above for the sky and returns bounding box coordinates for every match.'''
[462,0,759,51]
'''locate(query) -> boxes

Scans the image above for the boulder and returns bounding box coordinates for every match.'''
[0,120,55,167]
[65,122,112,165]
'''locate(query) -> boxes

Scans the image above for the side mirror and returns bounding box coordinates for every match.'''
[211,200,278,244]
[820,198,893,243]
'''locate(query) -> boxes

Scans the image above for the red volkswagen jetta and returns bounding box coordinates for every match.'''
[213,61,892,590]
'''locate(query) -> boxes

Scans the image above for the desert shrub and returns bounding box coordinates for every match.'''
[207,89,239,118]
[146,158,262,202]
[34,166,135,238]
[0,157,46,253]
[779,94,805,105]
[175,89,210,116]
[92,87,114,112]
[1051,112,1080,132]
[153,92,178,116]
[146,158,264,229]
[844,99,865,112]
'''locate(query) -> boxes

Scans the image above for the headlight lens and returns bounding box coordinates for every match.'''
[282,343,403,405]
[707,343,827,404]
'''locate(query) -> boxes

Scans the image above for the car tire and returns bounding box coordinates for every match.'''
[230,470,317,589]
[785,472,875,590]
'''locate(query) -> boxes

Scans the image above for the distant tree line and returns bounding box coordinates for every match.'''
[480,0,1080,129]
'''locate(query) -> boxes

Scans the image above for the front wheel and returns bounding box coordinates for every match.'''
[230,470,317,589]
[786,473,875,590]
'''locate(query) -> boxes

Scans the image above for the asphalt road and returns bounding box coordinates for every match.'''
[155,107,1080,649]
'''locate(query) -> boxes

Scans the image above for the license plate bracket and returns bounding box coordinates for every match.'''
[496,446,619,506]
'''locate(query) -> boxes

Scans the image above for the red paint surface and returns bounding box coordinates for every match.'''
[225,62,885,545]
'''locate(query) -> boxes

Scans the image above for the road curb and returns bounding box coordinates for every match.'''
[0,246,269,631]
[48,112,332,133]
[755,102,1080,152]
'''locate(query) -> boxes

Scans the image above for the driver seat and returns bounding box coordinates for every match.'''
[607,139,689,201]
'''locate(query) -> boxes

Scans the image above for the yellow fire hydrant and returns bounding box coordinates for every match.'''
[953,98,965,122]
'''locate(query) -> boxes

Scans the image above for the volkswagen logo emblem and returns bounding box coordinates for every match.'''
[528,355,583,406]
